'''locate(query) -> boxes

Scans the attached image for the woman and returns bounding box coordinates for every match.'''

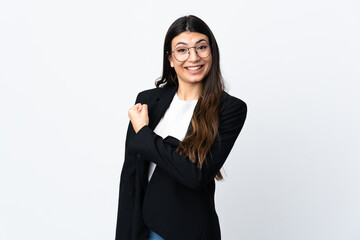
[115,15,247,240]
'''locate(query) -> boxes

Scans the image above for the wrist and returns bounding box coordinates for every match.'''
[136,123,148,134]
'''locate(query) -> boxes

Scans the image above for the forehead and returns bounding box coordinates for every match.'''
[171,32,209,47]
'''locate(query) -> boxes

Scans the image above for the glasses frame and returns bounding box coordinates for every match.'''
[169,41,211,62]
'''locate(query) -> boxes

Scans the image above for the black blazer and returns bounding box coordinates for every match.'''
[115,84,247,240]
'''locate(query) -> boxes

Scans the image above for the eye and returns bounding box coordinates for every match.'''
[197,45,208,50]
[176,48,187,54]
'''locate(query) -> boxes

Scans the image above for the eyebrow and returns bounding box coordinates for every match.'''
[175,39,208,47]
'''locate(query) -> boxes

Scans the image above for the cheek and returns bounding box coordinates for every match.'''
[174,63,184,72]
[209,56,213,66]
[205,58,212,72]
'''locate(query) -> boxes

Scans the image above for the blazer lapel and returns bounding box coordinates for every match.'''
[147,84,179,130]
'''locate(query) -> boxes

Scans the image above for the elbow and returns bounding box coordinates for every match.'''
[182,166,216,191]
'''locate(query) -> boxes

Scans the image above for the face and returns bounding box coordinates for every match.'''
[168,32,212,86]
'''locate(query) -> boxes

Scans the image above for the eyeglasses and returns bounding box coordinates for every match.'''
[170,41,211,62]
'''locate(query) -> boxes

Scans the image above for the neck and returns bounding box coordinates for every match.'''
[177,81,201,101]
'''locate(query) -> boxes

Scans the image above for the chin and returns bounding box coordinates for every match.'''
[186,76,205,83]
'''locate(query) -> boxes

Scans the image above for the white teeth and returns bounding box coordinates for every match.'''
[186,66,202,71]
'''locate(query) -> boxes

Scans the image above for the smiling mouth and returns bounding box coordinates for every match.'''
[185,65,204,71]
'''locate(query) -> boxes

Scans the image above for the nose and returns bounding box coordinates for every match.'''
[187,47,200,62]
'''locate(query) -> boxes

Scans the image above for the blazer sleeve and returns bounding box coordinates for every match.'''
[127,95,247,191]
[115,93,142,240]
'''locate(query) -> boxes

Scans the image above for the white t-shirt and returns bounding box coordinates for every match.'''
[148,92,198,182]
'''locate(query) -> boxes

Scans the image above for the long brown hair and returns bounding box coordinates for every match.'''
[155,15,225,180]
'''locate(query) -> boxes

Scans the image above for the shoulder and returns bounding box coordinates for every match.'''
[220,91,247,116]
[216,91,248,134]
[134,86,169,103]
[137,87,161,98]
[138,87,162,96]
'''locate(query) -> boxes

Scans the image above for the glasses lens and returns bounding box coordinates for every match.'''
[174,47,188,62]
[196,43,210,58]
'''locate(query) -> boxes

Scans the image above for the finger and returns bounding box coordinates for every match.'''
[129,103,139,109]
[128,104,139,114]
[128,106,137,113]
[133,103,142,111]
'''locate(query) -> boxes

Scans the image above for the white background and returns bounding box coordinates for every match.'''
[1,0,360,239]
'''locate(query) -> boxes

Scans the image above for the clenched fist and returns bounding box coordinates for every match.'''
[128,103,149,134]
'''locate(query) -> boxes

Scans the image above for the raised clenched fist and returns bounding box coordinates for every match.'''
[128,103,149,133]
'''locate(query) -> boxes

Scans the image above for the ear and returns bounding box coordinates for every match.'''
[168,54,174,68]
